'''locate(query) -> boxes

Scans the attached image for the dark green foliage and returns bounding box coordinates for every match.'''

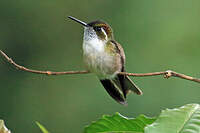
[84,104,200,133]
[84,112,155,133]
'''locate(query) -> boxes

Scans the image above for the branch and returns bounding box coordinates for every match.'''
[1,50,200,83]
[0,50,89,75]
[120,71,200,83]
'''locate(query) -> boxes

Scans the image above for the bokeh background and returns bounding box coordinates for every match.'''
[0,0,200,133]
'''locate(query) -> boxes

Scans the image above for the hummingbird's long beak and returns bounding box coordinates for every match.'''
[68,16,88,27]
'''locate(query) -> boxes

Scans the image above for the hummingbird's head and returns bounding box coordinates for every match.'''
[68,16,113,42]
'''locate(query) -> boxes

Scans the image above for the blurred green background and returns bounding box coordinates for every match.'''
[0,0,200,133]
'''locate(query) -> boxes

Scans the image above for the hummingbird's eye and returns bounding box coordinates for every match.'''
[94,26,102,32]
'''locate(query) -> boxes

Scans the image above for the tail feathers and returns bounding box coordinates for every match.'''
[100,79,127,105]
[100,76,142,105]
[124,76,143,95]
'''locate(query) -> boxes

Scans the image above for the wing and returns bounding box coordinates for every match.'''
[109,40,127,97]
[100,79,127,105]
[110,40,125,72]
[110,40,143,96]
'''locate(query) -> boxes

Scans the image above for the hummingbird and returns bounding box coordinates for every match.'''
[68,16,143,105]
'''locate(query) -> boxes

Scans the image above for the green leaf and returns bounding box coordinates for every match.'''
[36,121,49,133]
[84,112,155,133]
[145,104,200,133]
[0,120,11,133]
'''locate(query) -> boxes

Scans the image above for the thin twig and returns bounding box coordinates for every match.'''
[119,71,200,83]
[1,50,200,83]
[0,50,89,75]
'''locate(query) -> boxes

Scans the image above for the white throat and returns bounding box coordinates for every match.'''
[83,27,105,53]
[84,38,104,52]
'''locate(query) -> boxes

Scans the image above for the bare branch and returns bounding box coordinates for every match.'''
[0,50,89,75]
[1,50,200,83]
[119,71,200,83]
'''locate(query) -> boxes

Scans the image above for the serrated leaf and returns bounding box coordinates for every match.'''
[0,120,11,133]
[36,121,49,133]
[84,112,155,133]
[145,104,200,133]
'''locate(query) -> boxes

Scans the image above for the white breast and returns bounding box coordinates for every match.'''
[83,38,104,55]
[83,38,105,69]
[83,38,118,78]
[82,27,120,78]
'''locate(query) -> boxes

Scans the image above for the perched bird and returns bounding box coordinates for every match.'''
[68,16,142,105]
